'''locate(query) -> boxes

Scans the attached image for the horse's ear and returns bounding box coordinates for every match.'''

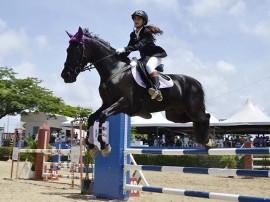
[66,31,73,38]
[77,27,84,39]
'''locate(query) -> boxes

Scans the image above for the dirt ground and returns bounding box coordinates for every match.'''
[0,160,269,202]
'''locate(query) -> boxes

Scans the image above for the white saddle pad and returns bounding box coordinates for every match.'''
[130,61,174,89]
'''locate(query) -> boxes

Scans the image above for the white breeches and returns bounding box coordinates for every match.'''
[146,57,162,74]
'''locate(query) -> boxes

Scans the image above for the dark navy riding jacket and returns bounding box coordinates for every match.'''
[123,26,167,59]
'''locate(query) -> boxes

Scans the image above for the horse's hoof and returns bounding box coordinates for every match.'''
[205,139,217,148]
[89,145,99,158]
[101,144,111,157]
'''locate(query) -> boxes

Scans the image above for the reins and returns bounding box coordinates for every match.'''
[104,65,131,86]
[80,41,116,72]
[81,52,116,72]
[79,38,131,87]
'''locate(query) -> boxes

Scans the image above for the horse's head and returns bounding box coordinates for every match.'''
[61,27,89,83]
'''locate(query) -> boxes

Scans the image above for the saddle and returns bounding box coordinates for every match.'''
[130,58,173,89]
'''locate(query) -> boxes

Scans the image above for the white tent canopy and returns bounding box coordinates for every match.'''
[61,118,80,128]
[131,112,174,127]
[219,98,270,125]
[131,111,219,128]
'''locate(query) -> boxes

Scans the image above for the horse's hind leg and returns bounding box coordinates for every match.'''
[177,88,215,147]
[186,108,216,148]
[192,113,211,145]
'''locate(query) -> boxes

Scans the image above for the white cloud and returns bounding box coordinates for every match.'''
[46,73,101,110]
[201,74,229,98]
[228,1,246,17]
[13,62,37,78]
[216,60,237,75]
[188,0,228,17]
[240,20,270,39]
[0,18,6,31]
[160,37,206,75]
[253,20,270,39]
[35,35,50,51]
[0,28,29,59]
[132,0,179,8]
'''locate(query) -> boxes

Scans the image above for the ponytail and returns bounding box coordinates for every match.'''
[146,25,164,35]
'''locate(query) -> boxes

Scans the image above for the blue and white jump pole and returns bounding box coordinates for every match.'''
[93,113,130,200]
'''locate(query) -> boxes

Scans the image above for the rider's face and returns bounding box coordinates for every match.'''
[133,16,144,29]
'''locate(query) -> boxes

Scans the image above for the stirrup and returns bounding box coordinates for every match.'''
[89,145,99,159]
[155,93,163,102]
[101,144,111,157]
[148,88,158,99]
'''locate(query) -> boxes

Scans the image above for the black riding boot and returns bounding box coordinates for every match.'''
[148,76,163,101]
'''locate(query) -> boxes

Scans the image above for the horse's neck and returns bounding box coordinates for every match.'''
[89,41,129,83]
[95,57,126,83]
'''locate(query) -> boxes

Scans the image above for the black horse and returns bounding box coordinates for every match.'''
[61,27,216,157]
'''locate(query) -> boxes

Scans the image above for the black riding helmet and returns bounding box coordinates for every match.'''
[131,10,148,25]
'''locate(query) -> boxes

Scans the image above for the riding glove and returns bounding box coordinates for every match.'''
[116,48,126,54]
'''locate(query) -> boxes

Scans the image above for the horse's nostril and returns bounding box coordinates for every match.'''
[62,72,70,79]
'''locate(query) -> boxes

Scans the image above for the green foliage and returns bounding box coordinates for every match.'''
[20,136,38,171]
[253,154,270,167]
[130,127,137,143]
[133,154,240,169]
[60,105,91,121]
[0,66,92,121]
[0,147,10,161]
[130,127,147,143]
[219,156,237,169]
[84,149,94,180]
[0,67,64,119]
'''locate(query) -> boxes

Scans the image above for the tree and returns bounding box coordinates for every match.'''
[0,67,91,120]
[60,105,92,130]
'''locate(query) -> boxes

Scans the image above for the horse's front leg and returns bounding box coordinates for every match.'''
[85,104,107,158]
[97,97,130,157]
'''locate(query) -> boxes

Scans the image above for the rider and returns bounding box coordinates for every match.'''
[116,10,167,101]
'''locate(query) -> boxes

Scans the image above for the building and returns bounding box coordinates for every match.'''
[21,112,85,142]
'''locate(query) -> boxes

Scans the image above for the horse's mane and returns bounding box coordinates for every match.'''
[83,28,115,51]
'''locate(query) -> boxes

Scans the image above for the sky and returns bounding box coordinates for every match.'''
[1,0,270,131]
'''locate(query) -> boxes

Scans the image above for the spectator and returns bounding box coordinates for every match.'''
[74,132,78,139]
[253,136,260,147]
[154,136,159,147]
[49,131,56,144]
[265,136,270,147]
[259,135,264,147]
[174,136,181,147]
[160,134,166,147]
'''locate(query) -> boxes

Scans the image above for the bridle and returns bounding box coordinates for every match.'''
[66,41,116,74]
[64,36,130,86]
